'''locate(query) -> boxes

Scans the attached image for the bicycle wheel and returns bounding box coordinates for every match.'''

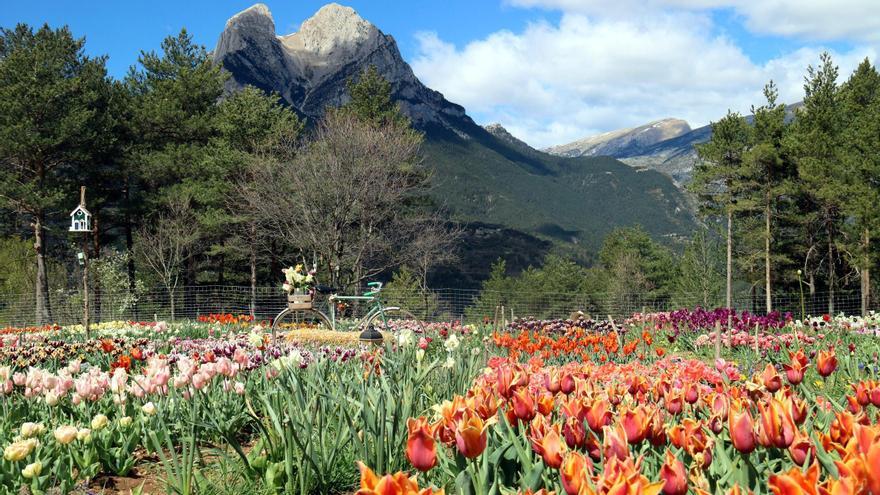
[364,306,423,334]
[271,307,333,342]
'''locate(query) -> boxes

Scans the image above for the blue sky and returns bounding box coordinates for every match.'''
[0,1,560,79]
[3,1,878,147]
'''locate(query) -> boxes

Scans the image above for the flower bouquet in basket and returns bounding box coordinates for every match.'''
[282,264,316,310]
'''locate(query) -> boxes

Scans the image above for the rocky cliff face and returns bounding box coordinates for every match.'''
[545,118,692,158]
[214,3,473,132]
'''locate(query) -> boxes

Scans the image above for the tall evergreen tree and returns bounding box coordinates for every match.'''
[691,111,752,316]
[789,52,844,313]
[839,58,880,315]
[126,29,227,286]
[740,82,792,312]
[0,24,113,324]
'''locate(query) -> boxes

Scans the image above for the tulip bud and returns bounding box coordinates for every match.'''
[22,461,41,479]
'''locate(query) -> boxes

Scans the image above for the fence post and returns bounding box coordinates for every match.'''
[714,320,721,361]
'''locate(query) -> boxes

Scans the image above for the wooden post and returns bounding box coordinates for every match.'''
[754,323,759,356]
[80,186,90,339]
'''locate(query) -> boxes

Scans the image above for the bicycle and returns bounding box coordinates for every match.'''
[270,281,421,342]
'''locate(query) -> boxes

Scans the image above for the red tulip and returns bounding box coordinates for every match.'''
[406,417,437,472]
[783,350,809,385]
[659,450,688,495]
[562,416,586,449]
[816,350,837,377]
[729,402,757,454]
[620,406,652,444]
[512,388,537,422]
[787,431,811,467]
[602,424,630,461]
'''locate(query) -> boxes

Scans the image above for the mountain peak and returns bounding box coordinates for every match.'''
[281,3,378,59]
[546,118,691,158]
[484,123,534,151]
[225,4,274,31]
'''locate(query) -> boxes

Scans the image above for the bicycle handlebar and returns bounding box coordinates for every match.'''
[363,281,383,297]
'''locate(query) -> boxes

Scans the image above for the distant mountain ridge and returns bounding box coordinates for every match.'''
[546,104,802,185]
[212,3,697,261]
[545,118,691,158]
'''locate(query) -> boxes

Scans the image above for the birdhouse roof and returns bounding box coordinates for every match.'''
[69,205,91,217]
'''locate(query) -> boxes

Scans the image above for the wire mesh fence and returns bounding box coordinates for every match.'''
[0,285,872,328]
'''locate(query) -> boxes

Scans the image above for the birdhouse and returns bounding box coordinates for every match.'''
[69,205,92,232]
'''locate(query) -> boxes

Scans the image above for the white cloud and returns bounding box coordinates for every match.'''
[506,0,880,41]
[411,8,877,148]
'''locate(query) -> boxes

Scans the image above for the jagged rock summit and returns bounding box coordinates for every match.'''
[484,123,534,152]
[545,118,691,158]
[214,3,472,132]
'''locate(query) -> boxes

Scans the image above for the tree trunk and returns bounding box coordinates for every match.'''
[726,209,733,332]
[217,253,225,285]
[33,214,51,325]
[862,228,870,316]
[828,230,835,314]
[124,183,136,294]
[250,247,257,320]
[765,201,772,313]
[169,287,176,322]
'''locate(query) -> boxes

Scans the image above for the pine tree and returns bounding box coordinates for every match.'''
[789,52,844,313]
[126,29,227,288]
[342,65,410,129]
[691,111,751,315]
[739,82,793,313]
[0,24,113,324]
[839,58,880,315]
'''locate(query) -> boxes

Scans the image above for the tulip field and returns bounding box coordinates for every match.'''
[3,310,880,494]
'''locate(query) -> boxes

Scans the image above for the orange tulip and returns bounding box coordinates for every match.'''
[816,350,838,377]
[768,462,819,495]
[455,409,493,458]
[530,421,566,469]
[560,451,590,495]
[406,417,437,472]
[537,393,555,417]
[830,412,857,446]
[762,364,783,393]
[659,450,688,495]
[585,398,612,432]
[728,400,756,454]
[758,398,797,449]
[849,424,880,495]
[356,462,444,495]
